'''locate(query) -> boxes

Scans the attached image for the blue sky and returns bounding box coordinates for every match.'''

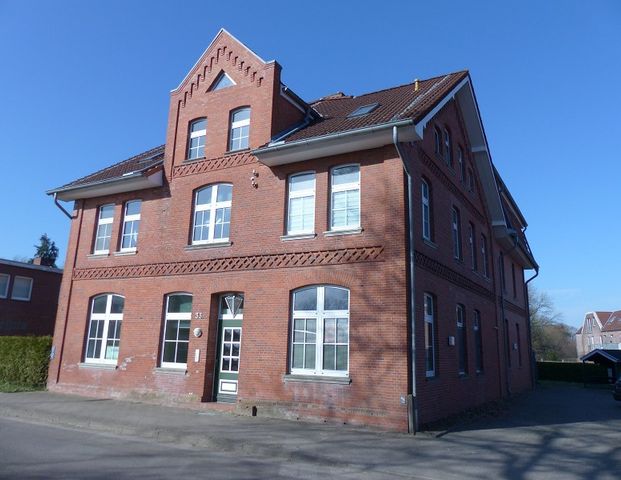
[0,0,619,327]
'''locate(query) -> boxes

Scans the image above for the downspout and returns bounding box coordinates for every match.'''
[393,126,418,434]
[53,193,74,219]
[524,261,540,389]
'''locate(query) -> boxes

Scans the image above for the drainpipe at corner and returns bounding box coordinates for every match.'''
[393,126,419,434]
[524,259,540,389]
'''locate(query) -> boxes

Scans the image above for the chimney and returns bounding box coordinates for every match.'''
[32,257,42,266]
[414,79,419,92]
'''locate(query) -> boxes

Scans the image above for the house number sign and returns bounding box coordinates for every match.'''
[194,312,203,319]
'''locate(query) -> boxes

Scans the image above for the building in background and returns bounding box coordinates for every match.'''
[576,311,621,357]
[46,29,537,432]
[0,258,62,336]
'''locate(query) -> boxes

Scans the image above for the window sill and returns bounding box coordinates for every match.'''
[225,148,250,155]
[323,228,363,237]
[423,238,438,249]
[283,374,351,385]
[87,253,109,259]
[114,250,137,256]
[185,241,232,251]
[425,374,439,381]
[154,367,188,375]
[280,233,316,241]
[184,156,206,163]
[79,362,117,370]
[10,297,31,302]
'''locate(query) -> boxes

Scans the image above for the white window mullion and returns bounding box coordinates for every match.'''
[316,287,325,375]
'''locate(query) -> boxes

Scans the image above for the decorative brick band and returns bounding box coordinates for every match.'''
[73,246,385,281]
[415,251,494,301]
[173,151,257,178]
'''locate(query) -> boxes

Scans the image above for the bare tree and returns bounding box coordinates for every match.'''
[529,287,577,361]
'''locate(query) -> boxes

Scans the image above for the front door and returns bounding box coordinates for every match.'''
[214,294,243,402]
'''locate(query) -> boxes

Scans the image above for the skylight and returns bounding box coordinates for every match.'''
[347,102,379,118]
[209,72,236,91]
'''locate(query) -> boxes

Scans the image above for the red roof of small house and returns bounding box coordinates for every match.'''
[596,311,613,324]
[602,311,621,332]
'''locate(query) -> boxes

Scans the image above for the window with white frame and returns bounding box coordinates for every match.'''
[85,294,124,364]
[481,234,489,277]
[94,204,114,254]
[443,128,452,166]
[424,293,436,377]
[473,310,483,373]
[187,118,207,159]
[467,166,475,192]
[287,172,315,235]
[120,200,141,252]
[422,179,432,241]
[434,126,442,156]
[11,276,33,301]
[229,107,250,151]
[469,222,477,271]
[330,165,360,231]
[192,184,232,244]
[161,294,192,368]
[11,276,32,302]
[0,274,9,298]
[291,286,349,376]
[451,207,462,260]
[456,304,467,374]
[458,145,465,181]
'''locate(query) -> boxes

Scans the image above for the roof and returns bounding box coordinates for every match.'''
[576,326,583,334]
[49,145,165,194]
[0,258,63,274]
[581,349,621,363]
[596,311,613,324]
[284,71,468,143]
[602,311,621,332]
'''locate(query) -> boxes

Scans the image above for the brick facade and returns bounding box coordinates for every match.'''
[48,29,536,431]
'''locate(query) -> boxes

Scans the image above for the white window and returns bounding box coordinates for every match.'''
[473,310,483,373]
[161,294,192,369]
[458,146,465,181]
[11,276,33,301]
[443,128,452,166]
[192,184,232,244]
[481,234,489,277]
[469,222,477,271]
[452,207,462,260]
[422,179,431,241]
[187,118,206,159]
[94,204,114,254]
[424,293,436,377]
[209,72,235,91]
[229,108,250,151]
[120,200,141,252]
[291,286,349,376]
[85,294,124,364]
[456,304,467,374]
[287,172,315,235]
[330,165,360,231]
[0,274,9,298]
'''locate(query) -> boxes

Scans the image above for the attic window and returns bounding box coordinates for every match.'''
[347,103,379,118]
[209,72,235,91]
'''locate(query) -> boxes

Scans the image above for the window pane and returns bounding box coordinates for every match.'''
[292,345,303,368]
[92,296,108,314]
[324,287,348,310]
[163,342,176,363]
[323,345,335,370]
[165,320,179,341]
[290,173,315,192]
[178,320,190,341]
[293,287,317,311]
[332,165,359,185]
[224,329,232,341]
[232,108,250,122]
[100,205,114,219]
[110,296,124,314]
[223,358,231,371]
[216,184,232,202]
[0,275,8,296]
[11,277,32,299]
[168,295,192,313]
[304,344,315,369]
[196,187,213,206]
[176,342,188,363]
[336,345,348,371]
[125,200,141,216]
[232,329,241,342]
[336,318,348,343]
[324,319,336,343]
[231,358,239,372]
[191,119,206,132]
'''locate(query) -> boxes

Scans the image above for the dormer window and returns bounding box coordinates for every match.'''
[348,103,379,118]
[229,108,250,151]
[209,72,236,91]
[187,118,206,160]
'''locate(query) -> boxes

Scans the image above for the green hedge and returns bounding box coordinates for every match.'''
[537,361,610,384]
[0,336,52,389]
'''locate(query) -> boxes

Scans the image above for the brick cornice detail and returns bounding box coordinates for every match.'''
[73,246,384,281]
[416,145,486,224]
[172,151,257,178]
[415,251,494,301]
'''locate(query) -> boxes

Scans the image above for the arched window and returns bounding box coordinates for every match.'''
[187,118,206,159]
[229,107,250,151]
[85,294,124,364]
[161,293,192,368]
[192,184,232,244]
[330,164,360,231]
[291,286,349,376]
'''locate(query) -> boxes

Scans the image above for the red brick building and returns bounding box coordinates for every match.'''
[0,258,62,336]
[47,29,537,432]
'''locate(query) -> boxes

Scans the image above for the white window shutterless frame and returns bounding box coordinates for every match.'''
[291,286,349,376]
[94,204,114,254]
[192,184,232,244]
[85,294,124,364]
[161,294,192,369]
[187,118,206,159]
[424,293,435,377]
[287,172,315,235]
[120,200,141,252]
[330,165,360,231]
[229,108,250,151]
[0,274,10,298]
[421,180,431,241]
[11,276,33,301]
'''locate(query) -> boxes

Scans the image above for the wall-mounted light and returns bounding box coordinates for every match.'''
[250,169,259,188]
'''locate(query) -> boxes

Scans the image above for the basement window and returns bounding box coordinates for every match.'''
[347,103,379,118]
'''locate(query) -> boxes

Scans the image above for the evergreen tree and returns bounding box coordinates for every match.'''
[32,233,59,268]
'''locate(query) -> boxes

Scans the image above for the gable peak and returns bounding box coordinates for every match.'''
[209,71,236,91]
